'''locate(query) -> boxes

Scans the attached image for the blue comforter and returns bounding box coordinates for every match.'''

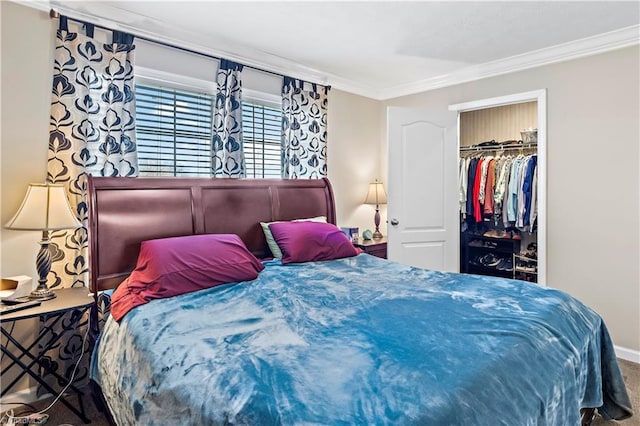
[91,254,632,425]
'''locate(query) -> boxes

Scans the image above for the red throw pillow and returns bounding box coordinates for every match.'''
[111,234,264,322]
[268,221,359,264]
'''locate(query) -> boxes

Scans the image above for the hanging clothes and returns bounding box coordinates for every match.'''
[530,166,538,232]
[459,150,537,230]
[483,158,496,215]
[478,156,493,205]
[494,157,513,208]
[459,157,468,214]
[522,155,537,229]
[465,158,479,220]
[472,158,484,223]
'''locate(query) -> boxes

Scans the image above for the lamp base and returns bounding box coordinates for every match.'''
[29,287,56,301]
[372,207,383,239]
[31,232,56,301]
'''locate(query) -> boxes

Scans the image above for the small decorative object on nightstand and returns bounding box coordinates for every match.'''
[354,237,387,259]
[340,227,360,243]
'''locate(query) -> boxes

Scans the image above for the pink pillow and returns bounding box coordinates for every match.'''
[268,221,359,264]
[110,234,264,322]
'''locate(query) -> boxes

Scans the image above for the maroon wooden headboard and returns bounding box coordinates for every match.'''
[87,176,337,293]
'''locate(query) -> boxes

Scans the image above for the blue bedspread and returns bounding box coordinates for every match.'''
[91,254,632,425]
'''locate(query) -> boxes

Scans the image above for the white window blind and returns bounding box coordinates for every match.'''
[135,82,282,178]
[242,102,282,178]
[136,84,213,177]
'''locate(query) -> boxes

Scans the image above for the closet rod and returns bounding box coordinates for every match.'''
[48,8,327,86]
[460,142,537,153]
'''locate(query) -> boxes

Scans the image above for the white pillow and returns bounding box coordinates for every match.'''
[260,216,327,258]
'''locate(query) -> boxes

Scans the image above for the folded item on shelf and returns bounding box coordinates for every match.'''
[483,229,509,239]
[469,239,498,249]
[468,239,484,248]
[474,140,498,147]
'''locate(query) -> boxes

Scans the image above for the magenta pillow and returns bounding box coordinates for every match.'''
[268,221,359,264]
[110,234,264,322]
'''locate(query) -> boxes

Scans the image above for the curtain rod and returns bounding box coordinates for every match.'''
[459,142,538,152]
[48,8,329,88]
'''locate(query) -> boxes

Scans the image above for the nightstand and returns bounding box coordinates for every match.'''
[354,237,387,259]
[0,287,93,423]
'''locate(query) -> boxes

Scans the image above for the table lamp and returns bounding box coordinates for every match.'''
[5,184,81,300]
[363,180,387,239]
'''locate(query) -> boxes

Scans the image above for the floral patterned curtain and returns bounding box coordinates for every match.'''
[48,17,137,289]
[41,16,137,394]
[281,77,330,179]
[212,59,245,177]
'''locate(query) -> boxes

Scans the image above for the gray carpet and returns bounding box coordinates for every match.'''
[3,359,638,425]
[592,360,640,425]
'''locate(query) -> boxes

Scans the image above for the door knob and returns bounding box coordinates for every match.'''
[390,219,399,226]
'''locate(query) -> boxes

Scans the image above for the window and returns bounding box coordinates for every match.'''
[135,82,282,178]
[136,84,213,176]
[242,102,282,178]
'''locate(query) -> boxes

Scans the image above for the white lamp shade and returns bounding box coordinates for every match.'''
[5,184,81,231]
[364,181,387,205]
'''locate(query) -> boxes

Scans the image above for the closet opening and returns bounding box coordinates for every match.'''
[449,90,546,285]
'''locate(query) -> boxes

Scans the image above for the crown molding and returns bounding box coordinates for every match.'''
[11,1,640,101]
[376,24,640,100]
[16,0,332,86]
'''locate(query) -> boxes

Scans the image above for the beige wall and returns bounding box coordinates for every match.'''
[328,89,385,235]
[0,2,53,398]
[382,46,640,352]
[1,2,53,282]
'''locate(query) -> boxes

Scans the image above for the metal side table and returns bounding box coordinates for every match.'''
[1,288,93,423]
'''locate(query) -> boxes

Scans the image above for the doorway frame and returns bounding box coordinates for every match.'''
[449,89,547,286]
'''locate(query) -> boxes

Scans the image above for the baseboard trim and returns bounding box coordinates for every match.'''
[615,345,640,364]
[0,387,51,412]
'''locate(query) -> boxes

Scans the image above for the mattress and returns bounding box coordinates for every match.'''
[91,254,632,425]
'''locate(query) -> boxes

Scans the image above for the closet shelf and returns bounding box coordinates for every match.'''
[460,142,537,153]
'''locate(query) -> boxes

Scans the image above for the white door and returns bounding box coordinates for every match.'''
[387,107,458,272]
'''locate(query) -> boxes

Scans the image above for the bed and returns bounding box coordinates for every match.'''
[87,176,632,425]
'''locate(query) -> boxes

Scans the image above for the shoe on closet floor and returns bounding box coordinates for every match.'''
[496,258,513,272]
[479,253,501,267]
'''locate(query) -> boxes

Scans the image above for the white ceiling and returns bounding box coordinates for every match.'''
[44,1,640,99]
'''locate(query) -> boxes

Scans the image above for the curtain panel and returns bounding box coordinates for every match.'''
[281,77,330,179]
[48,17,137,289]
[212,59,245,177]
[43,16,137,396]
